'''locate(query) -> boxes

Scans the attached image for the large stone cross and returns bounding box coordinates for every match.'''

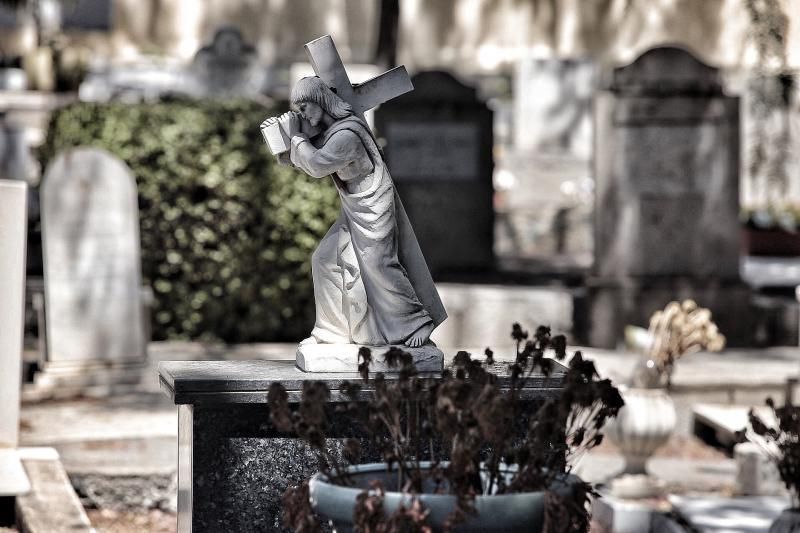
[304,35,413,123]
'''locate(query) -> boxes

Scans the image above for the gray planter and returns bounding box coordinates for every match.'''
[308,462,580,532]
[770,508,800,533]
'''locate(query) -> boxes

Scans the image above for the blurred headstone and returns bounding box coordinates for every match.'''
[0,121,34,182]
[0,4,18,27]
[589,46,750,347]
[37,148,146,395]
[0,180,31,496]
[79,58,193,103]
[61,0,112,31]
[191,26,266,98]
[376,71,494,276]
[513,57,595,160]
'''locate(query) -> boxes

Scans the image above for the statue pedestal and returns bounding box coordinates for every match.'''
[158,358,565,532]
[296,343,443,373]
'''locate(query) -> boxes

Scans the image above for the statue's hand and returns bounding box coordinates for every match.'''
[276,152,292,166]
[278,111,301,138]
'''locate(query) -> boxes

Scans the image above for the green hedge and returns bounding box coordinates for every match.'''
[40,99,339,342]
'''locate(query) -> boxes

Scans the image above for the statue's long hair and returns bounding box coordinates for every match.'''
[290,76,353,119]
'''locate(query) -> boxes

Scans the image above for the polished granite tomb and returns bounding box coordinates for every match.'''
[159,357,565,532]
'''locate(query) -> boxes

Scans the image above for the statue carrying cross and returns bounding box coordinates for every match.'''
[259,35,447,372]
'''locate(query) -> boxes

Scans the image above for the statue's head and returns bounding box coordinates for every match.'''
[290,76,353,127]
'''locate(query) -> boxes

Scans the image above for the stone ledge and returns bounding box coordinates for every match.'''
[15,447,93,533]
[296,343,443,372]
[158,358,566,405]
[0,449,30,497]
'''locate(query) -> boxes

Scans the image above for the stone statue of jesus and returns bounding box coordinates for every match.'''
[262,76,447,352]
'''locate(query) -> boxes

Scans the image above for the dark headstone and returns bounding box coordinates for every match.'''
[61,0,113,31]
[589,46,750,347]
[0,5,17,28]
[375,71,494,276]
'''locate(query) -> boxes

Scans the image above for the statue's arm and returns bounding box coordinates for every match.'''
[290,130,362,179]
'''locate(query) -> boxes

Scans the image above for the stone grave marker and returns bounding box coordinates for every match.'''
[191,26,266,98]
[0,179,31,497]
[375,71,494,276]
[513,57,595,160]
[589,46,750,347]
[61,0,113,31]
[39,148,146,393]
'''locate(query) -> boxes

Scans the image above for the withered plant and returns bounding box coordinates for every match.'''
[744,397,800,508]
[273,324,624,532]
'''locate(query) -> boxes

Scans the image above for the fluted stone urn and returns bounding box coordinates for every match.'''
[604,385,677,476]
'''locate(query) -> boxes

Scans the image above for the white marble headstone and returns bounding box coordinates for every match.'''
[0,180,26,448]
[41,148,145,365]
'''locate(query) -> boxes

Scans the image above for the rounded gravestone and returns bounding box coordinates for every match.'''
[41,147,145,367]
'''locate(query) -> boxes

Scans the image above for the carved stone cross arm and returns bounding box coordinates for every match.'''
[304,35,413,122]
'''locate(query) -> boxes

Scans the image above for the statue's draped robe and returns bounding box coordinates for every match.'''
[290,116,446,345]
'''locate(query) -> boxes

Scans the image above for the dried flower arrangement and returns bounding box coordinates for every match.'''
[745,398,800,508]
[270,324,624,532]
[631,300,726,388]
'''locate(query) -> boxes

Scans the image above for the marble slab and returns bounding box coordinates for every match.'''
[296,343,443,372]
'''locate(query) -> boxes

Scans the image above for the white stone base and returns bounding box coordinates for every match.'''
[0,448,31,496]
[296,343,444,373]
[610,474,666,499]
[592,490,673,533]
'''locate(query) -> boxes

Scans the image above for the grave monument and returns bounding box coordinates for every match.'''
[0,180,31,502]
[261,35,447,372]
[589,46,751,347]
[375,71,494,276]
[160,36,565,532]
[37,148,147,395]
[191,26,266,98]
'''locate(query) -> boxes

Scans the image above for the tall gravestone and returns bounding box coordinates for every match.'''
[0,180,31,498]
[589,46,750,347]
[375,71,494,276]
[39,148,146,393]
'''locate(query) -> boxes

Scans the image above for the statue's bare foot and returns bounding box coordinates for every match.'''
[404,322,435,348]
[299,336,318,346]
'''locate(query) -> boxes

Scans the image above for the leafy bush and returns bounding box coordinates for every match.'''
[40,99,339,342]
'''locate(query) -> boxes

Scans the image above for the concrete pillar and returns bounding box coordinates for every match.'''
[0,180,27,448]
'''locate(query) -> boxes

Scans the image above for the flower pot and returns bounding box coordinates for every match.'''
[604,387,676,475]
[770,508,800,533]
[309,462,581,532]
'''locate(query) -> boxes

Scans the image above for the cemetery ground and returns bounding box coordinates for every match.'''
[12,339,800,532]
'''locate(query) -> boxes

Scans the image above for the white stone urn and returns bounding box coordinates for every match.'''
[604,385,677,475]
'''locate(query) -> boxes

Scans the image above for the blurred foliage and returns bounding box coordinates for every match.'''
[40,99,339,342]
